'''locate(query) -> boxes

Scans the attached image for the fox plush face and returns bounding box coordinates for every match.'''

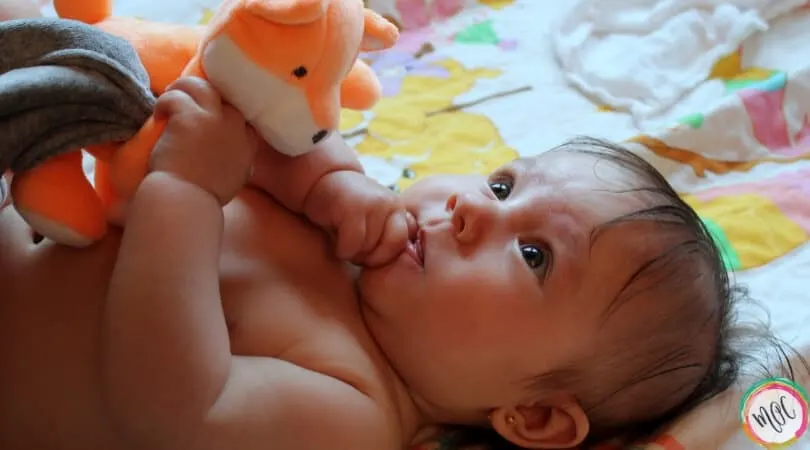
[200,0,398,156]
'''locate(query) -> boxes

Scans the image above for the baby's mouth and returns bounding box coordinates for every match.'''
[406,228,424,267]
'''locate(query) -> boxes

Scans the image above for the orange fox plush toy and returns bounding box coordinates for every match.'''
[10,0,398,247]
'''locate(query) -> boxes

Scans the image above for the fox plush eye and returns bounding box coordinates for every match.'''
[292,66,308,78]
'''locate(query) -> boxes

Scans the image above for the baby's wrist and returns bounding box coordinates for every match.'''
[303,169,360,227]
[142,171,222,206]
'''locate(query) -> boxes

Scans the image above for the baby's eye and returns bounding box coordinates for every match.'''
[520,244,550,274]
[489,180,512,200]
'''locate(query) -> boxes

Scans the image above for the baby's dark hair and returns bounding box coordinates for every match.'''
[452,137,808,449]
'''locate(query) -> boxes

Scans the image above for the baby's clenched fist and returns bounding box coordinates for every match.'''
[305,170,416,267]
[149,77,257,205]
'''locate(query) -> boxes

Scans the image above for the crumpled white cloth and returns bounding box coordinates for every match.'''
[551,0,805,127]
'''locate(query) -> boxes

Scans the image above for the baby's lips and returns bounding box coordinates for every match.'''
[405,211,418,240]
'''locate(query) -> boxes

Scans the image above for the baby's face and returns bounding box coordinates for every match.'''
[358,150,662,414]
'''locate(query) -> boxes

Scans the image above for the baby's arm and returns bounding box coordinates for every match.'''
[249,133,363,214]
[104,171,229,427]
[250,137,413,266]
[102,78,392,450]
[102,82,242,437]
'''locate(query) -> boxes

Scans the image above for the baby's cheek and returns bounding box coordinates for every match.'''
[439,270,504,304]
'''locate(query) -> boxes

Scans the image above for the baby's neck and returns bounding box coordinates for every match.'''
[353,298,431,444]
[386,369,433,446]
[390,376,491,446]
[352,276,479,442]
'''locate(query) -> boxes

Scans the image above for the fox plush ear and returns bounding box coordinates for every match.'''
[245,0,328,25]
[361,9,399,51]
[53,0,111,23]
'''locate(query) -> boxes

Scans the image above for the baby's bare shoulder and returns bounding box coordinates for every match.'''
[190,355,402,450]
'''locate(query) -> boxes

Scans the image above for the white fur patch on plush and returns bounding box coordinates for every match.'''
[203,36,323,156]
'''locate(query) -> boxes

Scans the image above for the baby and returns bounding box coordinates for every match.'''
[0,11,800,448]
[0,75,786,450]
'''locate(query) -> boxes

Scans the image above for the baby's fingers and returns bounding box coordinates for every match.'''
[359,207,388,257]
[154,89,196,119]
[165,77,222,113]
[363,209,410,268]
[334,213,366,262]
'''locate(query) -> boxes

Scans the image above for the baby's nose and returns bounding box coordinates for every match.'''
[446,192,497,244]
[312,129,329,145]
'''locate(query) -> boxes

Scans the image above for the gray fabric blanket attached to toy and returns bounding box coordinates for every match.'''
[0,17,155,173]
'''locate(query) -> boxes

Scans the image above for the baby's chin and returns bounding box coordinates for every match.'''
[354,279,386,332]
[354,265,385,306]
[355,266,404,317]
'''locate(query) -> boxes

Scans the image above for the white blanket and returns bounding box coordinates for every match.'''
[552,0,806,129]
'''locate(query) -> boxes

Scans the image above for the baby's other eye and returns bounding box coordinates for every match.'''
[520,244,550,274]
[489,180,512,200]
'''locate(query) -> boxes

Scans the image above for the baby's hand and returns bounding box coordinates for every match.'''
[149,77,257,204]
[306,171,415,267]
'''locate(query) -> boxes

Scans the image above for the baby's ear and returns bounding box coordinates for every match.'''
[360,9,399,51]
[490,397,590,449]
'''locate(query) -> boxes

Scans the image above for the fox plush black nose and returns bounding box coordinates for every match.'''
[312,130,329,144]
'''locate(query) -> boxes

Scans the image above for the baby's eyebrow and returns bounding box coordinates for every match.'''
[509,157,541,175]
[524,206,585,290]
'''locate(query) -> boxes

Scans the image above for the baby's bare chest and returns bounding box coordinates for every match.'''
[218,192,377,370]
[219,257,365,357]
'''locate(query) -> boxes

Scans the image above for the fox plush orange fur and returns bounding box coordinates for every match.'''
[11,0,398,247]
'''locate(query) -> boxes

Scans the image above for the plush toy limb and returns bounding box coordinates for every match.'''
[340,59,382,110]
[95,19,203,94]
[53,0,201,95]
[92,159,127,226]
[246,0,328,24]
[53,0,110,24]
[93,159,113,206]
[361,8,399,51]
[85,142,118,163]
[11,152,107,247]
[110,116,167,202]
[79,145,126,222]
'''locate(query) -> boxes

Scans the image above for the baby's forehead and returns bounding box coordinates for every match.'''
[510,149,641,190]
[589,217,716,320]
[505,152,655,229]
